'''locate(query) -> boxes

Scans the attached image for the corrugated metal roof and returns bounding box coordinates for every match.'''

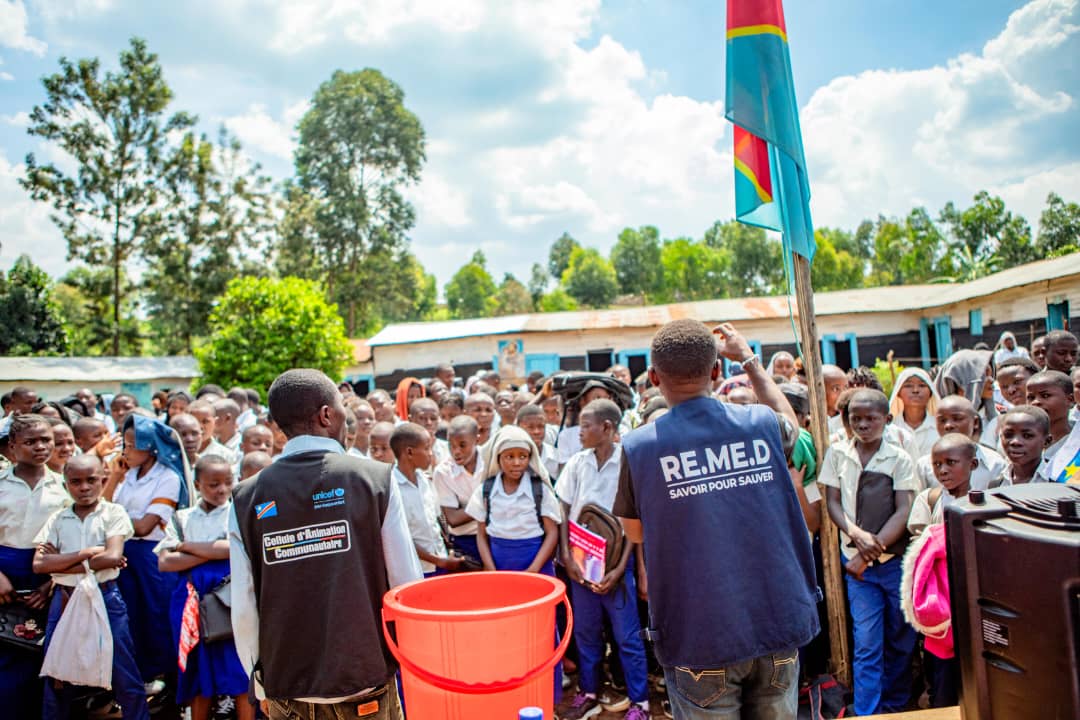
[0,356,199,382]
[367,254,1080,347]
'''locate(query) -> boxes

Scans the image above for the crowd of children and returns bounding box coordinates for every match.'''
[0,325,1076,719]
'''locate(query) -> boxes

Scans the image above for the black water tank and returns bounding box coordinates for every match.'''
[946,484,1080,719]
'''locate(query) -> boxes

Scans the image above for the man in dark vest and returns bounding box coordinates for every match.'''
[229,369,422,720]
[614,320,820,719]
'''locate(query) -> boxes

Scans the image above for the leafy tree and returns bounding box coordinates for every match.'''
[54,266,142,355]
[0,256,69,355]
[539,288,578,312]
[275,183,322,280]
[144,129,275,353]
[294,68,425,335]
[810,231,864,291]
[493,274,533,316]
[21,37,195,355]
[939,191,1037,269]
[611,225,662,300]
[1038,192,1080,257]
[659,238,729,301]
[548,232,580,280]
[703,220,783,295]
[528,262,548,309]
[562,247,618,308]
[445,251,497,318]
[935,245,1002,283]
[195,277,353,393]
[362,249,438,332]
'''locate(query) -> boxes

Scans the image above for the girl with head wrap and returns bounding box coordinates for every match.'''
[110,414,193,685]
[766,351,797,382]
[993,331,1029,368]
[890,368,941,459]
[394,377,425,422]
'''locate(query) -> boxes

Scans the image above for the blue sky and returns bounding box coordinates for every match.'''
[1,0,1077,293]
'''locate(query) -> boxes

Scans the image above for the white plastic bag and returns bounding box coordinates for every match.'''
[39,561,114,689]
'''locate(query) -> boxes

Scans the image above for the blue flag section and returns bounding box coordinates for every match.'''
[725,0,816,265]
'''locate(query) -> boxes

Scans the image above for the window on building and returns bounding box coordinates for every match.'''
[1048,300,1070,331]
[969,309,983,336]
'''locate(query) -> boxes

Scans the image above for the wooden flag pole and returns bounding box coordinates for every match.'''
[793,251,852,688]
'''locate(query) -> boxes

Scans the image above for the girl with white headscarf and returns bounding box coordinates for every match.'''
[889,368,940,459]
[993,331,1029,368]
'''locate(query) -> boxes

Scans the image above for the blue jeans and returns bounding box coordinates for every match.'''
[570,568,649,703]
[42,581,149,720]
[845,556,917,715]
[664,650,799,719]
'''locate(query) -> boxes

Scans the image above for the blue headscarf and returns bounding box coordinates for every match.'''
[129,414,194,510]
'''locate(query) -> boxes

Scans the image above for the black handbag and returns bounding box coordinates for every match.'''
[0,600,47,651]
[198,576,232,643]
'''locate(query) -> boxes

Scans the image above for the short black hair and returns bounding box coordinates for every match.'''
[390,422,429,457]
[195,453,233,481]
[111,393,137,406]
[73,416,107,439]
[11,386,35,399]
[516,404,545,423]
[448,415,479,437]
[997,357,1038,375]
[0,392,10,409]
[408,397,438,416]
[167,391,193,407]
[195,384,226,399]
[848,388,889,415]
[1001,405,1050,436]
[267,369,339,437]
[241,423,272,441]
[212,398,242,419]
[245,389,261,407]
[846,366,883,392]
[580,398,622,428]
[779,383,809,417]
[1045,330,1078,348]
[9,413,51,441]
[933,433,977,460]
[227,388,249,406]
[367,389,391,403]
[1027,370,1074,397]
[651,319,717,379]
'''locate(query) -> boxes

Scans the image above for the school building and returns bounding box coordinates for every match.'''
[0,356,199,407]
[362,253,1080,389]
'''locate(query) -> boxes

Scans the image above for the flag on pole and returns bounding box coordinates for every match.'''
[1048,421,1080,484]
[726,0,816,263]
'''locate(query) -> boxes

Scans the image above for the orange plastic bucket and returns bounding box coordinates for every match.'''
[382,571,572,719]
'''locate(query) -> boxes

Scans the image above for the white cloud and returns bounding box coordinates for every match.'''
[0,0,46,55]
[410,170,471,229]
[0,70,12,80]
[1,110,28,125]
[802,0,1080,230]
[31,0,113,22]
[0,150,67,276]
[223,103,297,161]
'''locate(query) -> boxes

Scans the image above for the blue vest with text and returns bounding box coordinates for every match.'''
[621,396,820,668]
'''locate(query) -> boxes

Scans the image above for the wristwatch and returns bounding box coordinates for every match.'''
[740,354,762,370]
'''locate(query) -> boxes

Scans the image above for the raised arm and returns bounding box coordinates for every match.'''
[713,322,798,429]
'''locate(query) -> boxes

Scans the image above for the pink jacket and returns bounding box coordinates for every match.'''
[901,523,953,659]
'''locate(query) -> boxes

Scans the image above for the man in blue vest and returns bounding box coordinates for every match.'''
[614,320,820,719]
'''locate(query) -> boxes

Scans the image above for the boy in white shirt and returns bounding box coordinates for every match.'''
[432,415,485,564]
[33,454,146,720]
[516,405,559,480]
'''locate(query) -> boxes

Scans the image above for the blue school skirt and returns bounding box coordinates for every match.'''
[0,546,47,720]
[486,535,560,701]
[168,559,247,704]
[117,538,177,681]
[488,535,555,576]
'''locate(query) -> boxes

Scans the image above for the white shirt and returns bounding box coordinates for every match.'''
[915,445,1009,493]
[153,501,231,554]
[432,454,484,536]
[540,443,559,482]
[906,488,958,538]
[347,447,369,459]
[556,425,583,464]
[465,471,562,540]
[35,500,133,586]
[113,462,182,541]
[204,438,240,465]
[818,439,919,562]
[896,414,939,461]
[237,409,257,433]
[394,466,447,574]
[0,466,70,549]
[228,434,422,703]
[432,438,450,468]
[555,445,621,524]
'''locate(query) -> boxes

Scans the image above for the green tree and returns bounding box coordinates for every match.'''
[0,256,69,355]
[703,220,783,295]
[539,288,578,312]
[144,129,275,353]
[294,68,425,335]
[939,191,1037,269]
[21,37,195,355]
[275,183,322,280]
[493,274,534,316]
[54,266,142,355]
[1037,192,1080,257]
[810,230,864,291]
[548,232,580,281]
[659,238,729,301]
[562,247,618,308]
[445,251,497,318]
[935,246,1002,283]
[362,249,438,332]
[528,262,548,309]
[611,225,662,300]
[196,277,352,392]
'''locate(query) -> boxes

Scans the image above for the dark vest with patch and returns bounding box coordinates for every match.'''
[621,396,820,668]
[233,451,394,698]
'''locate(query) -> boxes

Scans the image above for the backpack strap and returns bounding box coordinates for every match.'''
[482,477,496,526]
[530,474,544,529]
[928,486,944,512]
